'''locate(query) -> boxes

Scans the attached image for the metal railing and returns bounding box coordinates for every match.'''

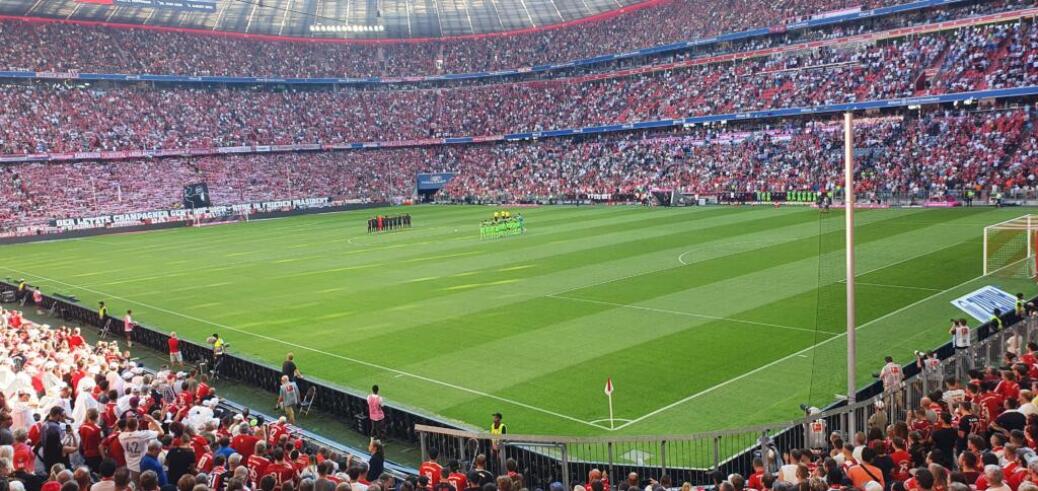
[414,309,1037,488]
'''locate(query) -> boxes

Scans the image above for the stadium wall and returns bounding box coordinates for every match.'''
[0,200,389,244]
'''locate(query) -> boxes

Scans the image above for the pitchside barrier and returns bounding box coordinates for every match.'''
[3,280,1034,485]
[412,304,1037,489]
[0,281,464,449]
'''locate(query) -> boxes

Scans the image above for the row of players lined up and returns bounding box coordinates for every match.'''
[367,215,412,233]
[480,212,525,240]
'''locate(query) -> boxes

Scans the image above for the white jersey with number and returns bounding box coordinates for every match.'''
[880,362,903,389]
[953,325,971,348]
[119,429,158,472]
[923,357,941,378]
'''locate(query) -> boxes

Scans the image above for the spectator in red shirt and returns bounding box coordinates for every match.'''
[79,408,104,470]
[169,332,183,367]
[101,420,127,468]
[232,423,263,460]
[12,428,36,473]
[247,441,271,487]
[998,371,1022,403]
[68,328,85,350]
[446,460,467,491]
[263,448,299,486]
[419,448,443,488]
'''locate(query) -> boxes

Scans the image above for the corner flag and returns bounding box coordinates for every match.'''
[604,378,615,429]
[604,378,614,395]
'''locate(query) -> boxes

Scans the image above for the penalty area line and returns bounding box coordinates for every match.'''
[0,266,612,432]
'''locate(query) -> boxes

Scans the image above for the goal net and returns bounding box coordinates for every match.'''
[984,215,1038,277]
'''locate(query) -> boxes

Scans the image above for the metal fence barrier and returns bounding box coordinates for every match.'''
[5,279,1033,487]
[413,303,1036,488]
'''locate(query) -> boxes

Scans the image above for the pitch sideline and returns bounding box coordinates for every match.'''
[0,266,613,432]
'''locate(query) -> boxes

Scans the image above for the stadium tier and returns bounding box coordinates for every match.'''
[3,108,1037,228]
[1,18,1037,157]
[0,0,929,77]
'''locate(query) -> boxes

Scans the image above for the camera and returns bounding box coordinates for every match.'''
[914,350,925,357]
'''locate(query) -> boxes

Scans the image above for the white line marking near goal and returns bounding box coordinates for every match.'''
[841,281,942,292]
[851,248,948,278]
[547,294,823,335]
[0,267,610,431]
[609,272,986,431]
[588,418,633,425]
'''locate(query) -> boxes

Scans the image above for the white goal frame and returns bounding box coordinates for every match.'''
[983,214,1038,276]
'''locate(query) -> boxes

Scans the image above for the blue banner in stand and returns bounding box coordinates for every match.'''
[416,173,456,191]
[951,286,1018,323]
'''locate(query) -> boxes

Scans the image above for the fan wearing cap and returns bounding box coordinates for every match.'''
[867,400,887,434]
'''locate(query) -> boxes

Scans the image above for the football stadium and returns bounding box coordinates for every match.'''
[5,0,1038,489]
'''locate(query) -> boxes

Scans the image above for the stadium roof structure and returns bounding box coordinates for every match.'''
[1,0,647,39]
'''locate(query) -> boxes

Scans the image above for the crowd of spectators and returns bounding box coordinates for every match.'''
[717,360,1038,491]
[0,305,398,491]
[2,106,1036,227]
[1,19,1036,156]
[0,0,929,78]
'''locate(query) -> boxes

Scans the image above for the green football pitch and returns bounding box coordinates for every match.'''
[2,205,1035,437]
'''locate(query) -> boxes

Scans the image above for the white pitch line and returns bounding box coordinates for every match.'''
[851,247,951,278]
[843,281,942,292]
[609,272,986,431]
[547,294,823,335]
[0,267,610,431]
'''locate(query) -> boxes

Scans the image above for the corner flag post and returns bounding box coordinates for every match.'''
[604,378,615,429]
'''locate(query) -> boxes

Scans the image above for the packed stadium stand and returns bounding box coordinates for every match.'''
[1,17,1037,156]
[0,0,927,75]
[3,107,1037,227]
[0,306,382,491]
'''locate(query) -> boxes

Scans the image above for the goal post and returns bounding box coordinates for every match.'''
[984,215,1038,277]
